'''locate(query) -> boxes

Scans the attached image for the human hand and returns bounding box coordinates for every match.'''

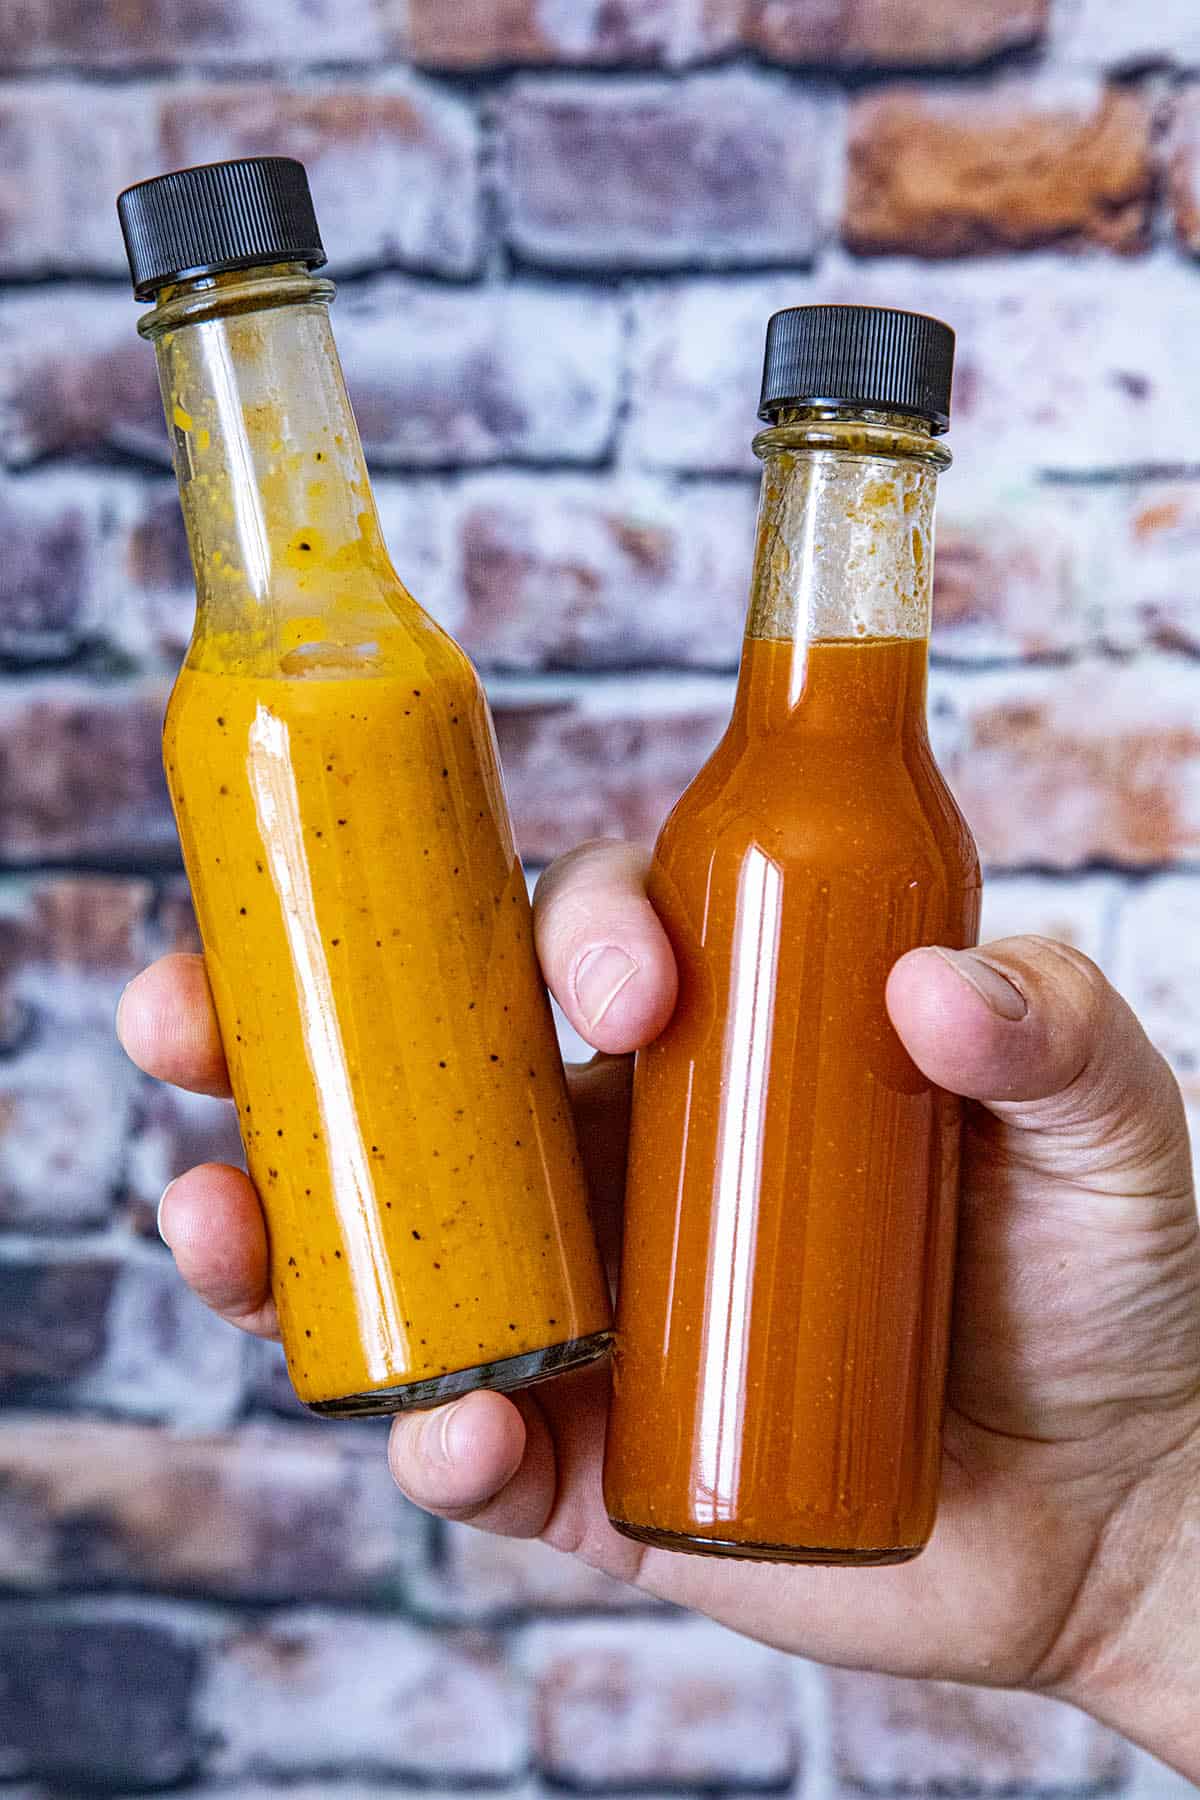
[117,842,1200,1776]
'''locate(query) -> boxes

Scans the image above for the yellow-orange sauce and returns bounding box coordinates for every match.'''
[165,636,611,1409]
[603,634,980,1560]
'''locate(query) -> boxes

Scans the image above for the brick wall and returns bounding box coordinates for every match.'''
[0,0,1197,1793]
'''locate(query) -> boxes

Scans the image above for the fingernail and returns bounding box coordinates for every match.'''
[935,948,1028,1022]
[424,1399,466,1468]
[573,945,638,1030]
[156,1178,178,1247]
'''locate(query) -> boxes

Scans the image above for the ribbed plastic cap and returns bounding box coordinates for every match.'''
[117,157,326,301]
[759,304,955,433]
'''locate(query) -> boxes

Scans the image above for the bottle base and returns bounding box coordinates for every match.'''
[304,1329,613,1418]
[607,1516,923,1567]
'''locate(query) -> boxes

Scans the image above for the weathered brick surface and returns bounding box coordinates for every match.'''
[978,875,1121,965]
[55,1245,246,1428]
[935,657,1200,869]
[0,1600,207,1787]
[627,259,1200,478]
[748,0,1049,67]
[158,79,483,278]
[828,1669,1127,1791]
[338,279,624,469]
[0,1414,426,1601]
[0,679,173,866]
[0,281,624,472]
[0,1241,244,1427]
[446,473,755,669]
[0,289,164,468]
[1099,481,1200,654]
[0,0,382,67]
[1169,85,1200,255]
[932,487,1093,661]
[413,1522,647,1621]
[1112,876,1200,1077]
[844,80,1152,256]
[401,0,1050,70]
[0,1247,120,1386]
[0,472,110,663]
[0,85,157,276]
[403,0,697,67]
[199,1610,528,1780]
[520,1616,799,1788]
[501,72,832,270]
[1051,0,1200,70]
[0,877,150,1231]
[493,675,728,861]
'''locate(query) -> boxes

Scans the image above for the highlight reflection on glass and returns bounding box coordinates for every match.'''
[694,846,782,1521]
[248,704,408,1382]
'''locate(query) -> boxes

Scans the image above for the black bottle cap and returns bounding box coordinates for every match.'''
[759,304,955,433]
[117,156,326,301]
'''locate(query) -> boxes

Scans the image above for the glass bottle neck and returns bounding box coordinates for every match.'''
[143,264,401,675]
[734,411,949,740]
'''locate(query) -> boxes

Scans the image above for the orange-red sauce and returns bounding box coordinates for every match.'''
[604,634,981,1561]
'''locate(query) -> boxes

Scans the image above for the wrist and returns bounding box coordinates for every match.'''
[1049,1432,1200,1780]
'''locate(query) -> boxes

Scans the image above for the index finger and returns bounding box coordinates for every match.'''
[534,840,677,1054]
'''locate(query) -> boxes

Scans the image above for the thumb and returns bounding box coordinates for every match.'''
[886,936,1193,1199]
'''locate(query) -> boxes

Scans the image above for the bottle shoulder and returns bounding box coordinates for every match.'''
[656,732,979,891]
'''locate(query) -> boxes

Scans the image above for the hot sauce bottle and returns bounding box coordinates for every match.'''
[117,158,611,1416]
[603,306,981,1563]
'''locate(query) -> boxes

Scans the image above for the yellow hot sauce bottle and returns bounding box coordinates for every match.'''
[118,157,611,1415]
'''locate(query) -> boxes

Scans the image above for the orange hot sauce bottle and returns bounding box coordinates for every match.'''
[117,158,611,1416]
[603,307,981,1563]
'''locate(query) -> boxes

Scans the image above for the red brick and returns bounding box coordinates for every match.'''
[521,1616,799,1788]
[0,290,163,467]
[158,78,482,278]
[0,678,173,865]
[0,1601,204,1789]
[0,85,157,275]
[403,0,694,66]
[1050,0,1200,71]
[501,71,831,270]
[199,1610,527,1780]
[445,473,755,669]
[933,488,1091,661]
[493,675,728,861]
[1169,86,1200,254]
[844,81,1152,256]
[338,278,623,468]
[828,1669,1126,1791]
[1101,481,1200,654]
[414,1522,646,1620]
[626,259,1200,478]
[0,1414,425,1601]
[0,0,381,67]
[933,657,1200,869]
[978,875,1119,965]
[745,0,1049,66]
